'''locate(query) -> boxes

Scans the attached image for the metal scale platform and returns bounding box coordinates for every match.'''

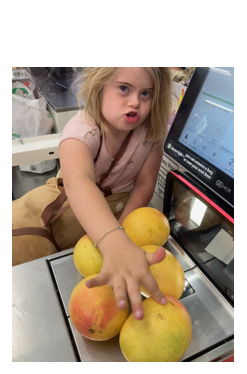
[47,236,234,362]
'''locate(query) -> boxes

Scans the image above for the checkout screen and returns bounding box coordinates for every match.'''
[179,67,234,179]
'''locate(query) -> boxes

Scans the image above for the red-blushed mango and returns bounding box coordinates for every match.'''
[119,295,192,362]
[69,274,129,341]
[73,234,103,277]
[122,207,170,247]
[141,245,185,299]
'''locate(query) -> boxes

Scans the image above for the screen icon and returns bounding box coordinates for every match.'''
[214,128,222,137]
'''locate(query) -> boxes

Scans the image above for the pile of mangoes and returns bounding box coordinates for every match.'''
[69,207,192,362]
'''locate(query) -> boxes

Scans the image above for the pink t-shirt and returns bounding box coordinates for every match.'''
[59,110,163,194]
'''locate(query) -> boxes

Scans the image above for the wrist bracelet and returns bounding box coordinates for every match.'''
[94,226,125,248]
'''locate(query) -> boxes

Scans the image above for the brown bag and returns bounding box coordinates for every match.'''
[12,131,132,266]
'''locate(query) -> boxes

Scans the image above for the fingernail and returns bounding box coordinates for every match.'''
[85,280,92,288]
[134,310,143,320]
[160,297,167,305]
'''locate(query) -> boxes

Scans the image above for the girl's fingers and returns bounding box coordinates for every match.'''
[86,272,128,311]
[85,272,109,288]
[141,271,167,306]
[145,246,166,266]
[126,278,144,320]
[112,276,128,311]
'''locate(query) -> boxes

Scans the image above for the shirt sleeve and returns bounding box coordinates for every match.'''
[59,110,101,159]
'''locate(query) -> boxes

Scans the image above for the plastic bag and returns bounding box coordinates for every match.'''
[12,86,56,173]
[12,95,54,139]
[12,81,35,100]
[18,159,57,174]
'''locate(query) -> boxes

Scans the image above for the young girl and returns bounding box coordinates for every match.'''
[59,67,172,320]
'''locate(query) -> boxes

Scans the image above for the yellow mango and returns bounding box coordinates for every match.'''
[141,245,185,299]
[123,207,170,247]
[73,234,103,277]
[119,295,192,362]
[69,274,129,341]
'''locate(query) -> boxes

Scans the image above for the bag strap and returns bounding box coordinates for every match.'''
[41,188,67,226]
[96,130,133,189]
[42,130,132,226]
[94,133,103,164]
[12,227,60,251]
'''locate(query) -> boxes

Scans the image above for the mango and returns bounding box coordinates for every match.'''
[73,234,103,277]
[122,207,170,247]
[141,245,185,299]
[69,274,129,341]
[119,295,192,362]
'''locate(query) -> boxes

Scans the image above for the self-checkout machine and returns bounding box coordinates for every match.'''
[12,68,234,362]
[150,67,234,361]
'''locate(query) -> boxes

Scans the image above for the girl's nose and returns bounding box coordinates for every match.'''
[128,93,140,108]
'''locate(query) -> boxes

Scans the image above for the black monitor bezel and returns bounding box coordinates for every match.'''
[164,67,234,208]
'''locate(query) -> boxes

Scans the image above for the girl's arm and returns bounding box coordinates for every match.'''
[59,139,166,320]
[119,144,163,224]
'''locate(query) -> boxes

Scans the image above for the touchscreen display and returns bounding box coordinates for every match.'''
[164,67,234,207]
[179,67,234,179]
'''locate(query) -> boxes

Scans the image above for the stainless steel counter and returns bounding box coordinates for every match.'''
[12,248,77,362]
[12,238,234,362]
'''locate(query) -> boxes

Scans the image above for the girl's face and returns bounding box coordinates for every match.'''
[101,67,153,134]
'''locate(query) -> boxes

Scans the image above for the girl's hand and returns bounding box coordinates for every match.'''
[85,241,167,320]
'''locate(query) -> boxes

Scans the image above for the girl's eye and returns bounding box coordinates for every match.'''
[142,90,151,97]
[119,86,129,92]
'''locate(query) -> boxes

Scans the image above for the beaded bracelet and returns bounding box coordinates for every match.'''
[94,226,125,248]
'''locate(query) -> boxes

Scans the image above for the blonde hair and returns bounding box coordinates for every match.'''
[76,67,172,142]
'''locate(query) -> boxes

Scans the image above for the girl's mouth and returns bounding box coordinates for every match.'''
[124,111,139,123]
